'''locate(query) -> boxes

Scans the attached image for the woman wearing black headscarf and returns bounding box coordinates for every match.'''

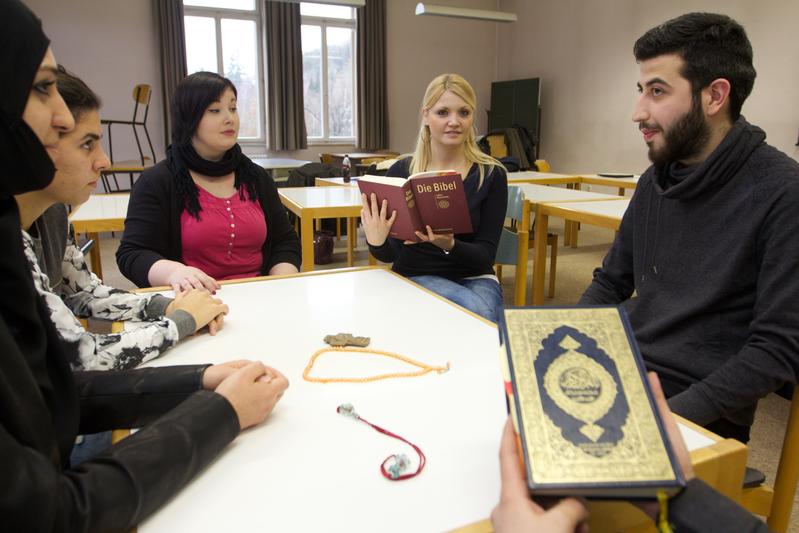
[0,2,288,530]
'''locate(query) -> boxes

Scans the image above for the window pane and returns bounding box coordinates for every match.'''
[185,16,218,74]
[326,27,353,138]
[221,19,260,139]
[301,24,323,138]
[184,0,254,11]
[300,3,354,20]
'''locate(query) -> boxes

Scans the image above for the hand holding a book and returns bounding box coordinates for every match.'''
[635,373,696,521]
[492,418,590,533]
[361,192,397,247]
[412,225,455,252]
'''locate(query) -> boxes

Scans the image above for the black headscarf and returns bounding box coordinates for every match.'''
[0,0,56,195]
[0,0,79,466]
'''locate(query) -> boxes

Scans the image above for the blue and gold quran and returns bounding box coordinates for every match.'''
[500,306,685,498]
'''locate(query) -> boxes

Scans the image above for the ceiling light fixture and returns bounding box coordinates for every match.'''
[414,3,517,23]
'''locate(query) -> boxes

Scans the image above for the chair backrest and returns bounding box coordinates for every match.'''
[535,159,551,172]
[741,386,799,533]
[506,185,524,220]
[486,133,508,158]
[133,84,151,105]
[319,153,334,165]
[768,386,799,532]
[495,185,525,266]
[132,84,151,123]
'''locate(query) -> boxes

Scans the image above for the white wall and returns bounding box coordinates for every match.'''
[27,0,167,163]
[496,0,799,173]
[25,0,501,164]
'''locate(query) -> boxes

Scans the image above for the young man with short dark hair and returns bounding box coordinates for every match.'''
[580,12,799,442]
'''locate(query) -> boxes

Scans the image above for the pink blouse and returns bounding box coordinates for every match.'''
[180,186,267,281]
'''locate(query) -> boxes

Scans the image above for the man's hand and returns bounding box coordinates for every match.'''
[491,418,589,533]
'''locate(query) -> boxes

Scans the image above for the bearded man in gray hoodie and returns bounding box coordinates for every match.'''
[580,12,799,443]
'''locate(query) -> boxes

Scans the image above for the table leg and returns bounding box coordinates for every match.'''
[514,201,531,306]
[300,214,314,272]
[532,209,550,305]
[346,217,356,266]
[88,232,103,279]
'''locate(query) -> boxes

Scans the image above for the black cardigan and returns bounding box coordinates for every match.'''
[117,159,301,287]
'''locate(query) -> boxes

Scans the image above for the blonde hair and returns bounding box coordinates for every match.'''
[410,73,503,188]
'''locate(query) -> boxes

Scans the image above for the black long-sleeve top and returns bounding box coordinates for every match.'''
[116,159,301,287]
[368,158,508,279]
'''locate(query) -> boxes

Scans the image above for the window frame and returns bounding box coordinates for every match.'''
[301,9,358,146]
[183,3,266,147]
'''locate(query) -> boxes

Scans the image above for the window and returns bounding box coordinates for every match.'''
[183,1,263,141]
[301,3,357,144]
[182,1,357,147]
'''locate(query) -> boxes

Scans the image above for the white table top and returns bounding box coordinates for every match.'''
[507,171,580,183]
[279,186,363,209]
[545,198,631,220]
[252,157,313,170]
[138,268,506,533]
[515,183,622,203]
[68,193,130,222]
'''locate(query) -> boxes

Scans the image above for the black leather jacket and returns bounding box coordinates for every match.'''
[1,317,240,532]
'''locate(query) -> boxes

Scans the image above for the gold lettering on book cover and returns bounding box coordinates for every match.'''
[505,308,675,485]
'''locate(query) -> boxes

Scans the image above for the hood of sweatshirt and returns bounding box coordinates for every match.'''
[651,117,766,201]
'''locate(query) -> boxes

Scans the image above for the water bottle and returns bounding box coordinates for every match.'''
[342,154,351,182]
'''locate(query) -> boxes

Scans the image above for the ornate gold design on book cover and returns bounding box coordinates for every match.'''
[505,308,676,485]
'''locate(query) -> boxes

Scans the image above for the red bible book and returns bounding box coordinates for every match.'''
[357,170,473,242]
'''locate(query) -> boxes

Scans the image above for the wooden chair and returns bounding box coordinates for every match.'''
[101,84,157,191]
[740,386,799,532]
[486,133,508,158]
[534,159,551,172]
[319,153,334,165]
[495,185,558,301]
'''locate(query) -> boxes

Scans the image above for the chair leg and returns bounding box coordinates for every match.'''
[548,234,558,298]
[496,264,503,281]
[132,124,145,166]
[143,124,156,162]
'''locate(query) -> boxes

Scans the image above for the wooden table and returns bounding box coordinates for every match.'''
[278,187,369,271]
[507,171,580,185]
[251,157,313,183]
[315,176,357,187]
[532,198,630,305]
[136,268,747,533]
[579,174,640,196]
[68,193,129,278]
[509,185,624,305]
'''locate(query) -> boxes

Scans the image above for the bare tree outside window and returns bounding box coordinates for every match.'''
[301,3,356,143]
[183,2,263,142]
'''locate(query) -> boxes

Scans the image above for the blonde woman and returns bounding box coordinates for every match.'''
[361,74,508,323]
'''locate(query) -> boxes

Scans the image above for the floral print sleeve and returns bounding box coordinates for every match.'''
[21,230,181,371]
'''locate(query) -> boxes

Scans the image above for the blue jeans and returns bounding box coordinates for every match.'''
[410,275,503,323]
[70,431,113,466]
